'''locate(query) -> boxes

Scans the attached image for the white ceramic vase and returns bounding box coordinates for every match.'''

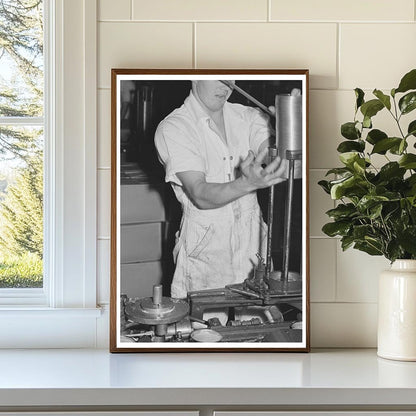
[378,259,416,361]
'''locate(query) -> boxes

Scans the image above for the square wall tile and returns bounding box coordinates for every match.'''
[132,0,268,21]
[311,302,377,347]
[309,90,354,169]
[336,244,390,303]
[98,22,193,89]
[98,89,111,169]
[309,89,412,169]
[98,0,130,20]
[340,24,416,90]
[310,238,336,302]
[309,169,334,237]
[98,169,111,238]
[271,0,414,21]
[196,23,337,89]
[97,239,110,304]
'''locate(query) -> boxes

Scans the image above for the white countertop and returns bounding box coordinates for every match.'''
[0,348,415,408]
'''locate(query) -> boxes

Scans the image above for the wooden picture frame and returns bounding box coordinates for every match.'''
[110,69,310,352]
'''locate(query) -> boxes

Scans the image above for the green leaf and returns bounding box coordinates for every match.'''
[355,88,365,110]
[369,203,383,220]
[326,203,357,220]
[339,152,360,167]
[353,158,366,174]
[373,89,391,110]
[398,227,416,255]
[390,139,408,155]
[337,140,365,153]
[395,69,416,94]
[371,137,402,154]
[360,99,384,119]
[399,139,407,154]
[363,116,372,129]
[318,180,331,194]
[366,129,387,145]
[322,221,351,237]
[330,175,366,200]
[386,240,403,262]
[399,154,416,169]
[341,235,355,251]
[378,162,406,181]
[407,120,416,137]
[352,224,374,240]
[357,195,389,212]
[341,122,360,140]
[325,167,351,176]
[399,92,416,115]
[354,241,383,256]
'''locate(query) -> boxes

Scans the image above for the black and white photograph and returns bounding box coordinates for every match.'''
[110,69,309,352]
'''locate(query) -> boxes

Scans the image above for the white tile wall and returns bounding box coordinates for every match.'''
[132,0,268,21]
[196,23,338,89]
[97,239,110,305]
[311,303,378,347]
[309,170,334,237]
[310,239,336,302]
[336,246,389,303]
[97,169,111,239]
[270,0,415,22]
[96,0,416,347]
[99,0,131,21]
[339,24,416,90]
[98,22,193,88]
[98,89,111,168]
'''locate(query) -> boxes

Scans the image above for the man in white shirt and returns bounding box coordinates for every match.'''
[155,80,286,299]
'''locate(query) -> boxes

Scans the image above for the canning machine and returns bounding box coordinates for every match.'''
[120,83,304,344]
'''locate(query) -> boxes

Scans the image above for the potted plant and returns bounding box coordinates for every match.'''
[319,68,416,361]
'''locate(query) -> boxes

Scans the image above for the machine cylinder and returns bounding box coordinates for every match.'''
[152,285,163,305]
[275,91,302,155]
[275,90,303,179]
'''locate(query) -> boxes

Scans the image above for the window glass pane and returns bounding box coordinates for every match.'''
[0,126,43,288]
[0,0,44,117]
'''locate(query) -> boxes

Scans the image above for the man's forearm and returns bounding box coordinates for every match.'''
[186,176,255,210]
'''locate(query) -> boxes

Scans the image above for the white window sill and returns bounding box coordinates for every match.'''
[0,307,103,348]
[0,349,415,410]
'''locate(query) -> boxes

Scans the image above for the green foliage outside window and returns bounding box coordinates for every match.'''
[0,0,44,288]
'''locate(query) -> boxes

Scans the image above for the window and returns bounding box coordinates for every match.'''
[0,0,45,297]
[0,0,101,348]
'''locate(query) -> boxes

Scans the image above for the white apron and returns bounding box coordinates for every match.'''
[171,192,268,299]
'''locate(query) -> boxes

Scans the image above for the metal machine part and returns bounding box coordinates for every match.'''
[124,284,189,341]
[218,81,303,293]
[275,90,303,167]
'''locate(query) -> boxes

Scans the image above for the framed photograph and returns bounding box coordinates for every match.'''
[110,69,310,352]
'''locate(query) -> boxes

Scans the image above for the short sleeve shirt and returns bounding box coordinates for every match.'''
[154,91,271,207]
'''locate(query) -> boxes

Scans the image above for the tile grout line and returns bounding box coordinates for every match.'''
[336,22,340,90]
[130,0,133,20]
[333,228,339,303]
[97,19,416,24]
[267,0,271,22]
[193,22,197,69]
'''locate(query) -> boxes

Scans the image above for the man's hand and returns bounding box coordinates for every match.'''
[239,147,287,192]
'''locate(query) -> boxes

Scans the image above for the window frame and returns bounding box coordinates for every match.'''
[0,0,100,348]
